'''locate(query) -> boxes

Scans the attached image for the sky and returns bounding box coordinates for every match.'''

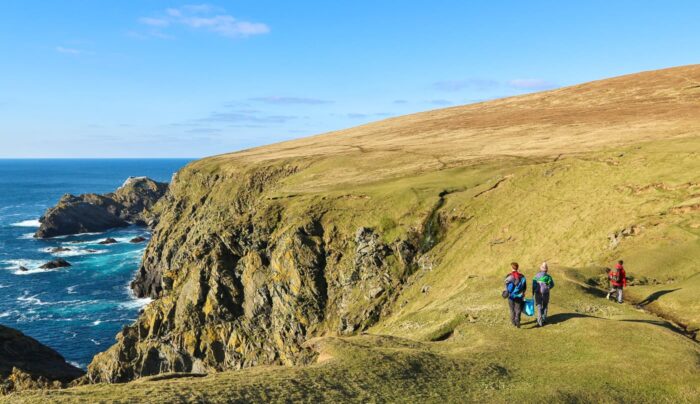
[1,1,699,158]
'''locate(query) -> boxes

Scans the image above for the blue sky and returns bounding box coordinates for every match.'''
[1,1,699,158]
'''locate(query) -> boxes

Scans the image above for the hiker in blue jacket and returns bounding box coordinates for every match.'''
[532,262,555,327]
[504,262,527,328]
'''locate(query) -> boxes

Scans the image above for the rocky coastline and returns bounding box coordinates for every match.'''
[34,177,168,239]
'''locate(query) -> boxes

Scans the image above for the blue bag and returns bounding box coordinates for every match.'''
[524,298,534,317]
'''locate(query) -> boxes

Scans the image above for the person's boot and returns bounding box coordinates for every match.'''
[606,292,611,300]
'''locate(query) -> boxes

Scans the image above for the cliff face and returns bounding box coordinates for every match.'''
[85,65,700,383]
[86,164,424,382]
[35,177,168,238]
[0,325,84,394]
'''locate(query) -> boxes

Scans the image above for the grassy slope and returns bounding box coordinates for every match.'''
[7,65,700,403]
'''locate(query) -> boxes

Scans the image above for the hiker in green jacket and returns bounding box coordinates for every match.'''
[532,262,555,327]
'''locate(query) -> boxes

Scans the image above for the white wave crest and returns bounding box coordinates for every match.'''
[17,293,46,305]
[68,361,84,369]
[120,297,152,310]
[2,259,47,274]
[11,219,41,227]
[18,233,36,240]
[41,247,107,257]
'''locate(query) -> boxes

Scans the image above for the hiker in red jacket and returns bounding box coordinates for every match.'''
[606,260,627,303]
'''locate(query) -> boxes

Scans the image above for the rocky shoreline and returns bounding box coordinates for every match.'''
[0,325,84,394]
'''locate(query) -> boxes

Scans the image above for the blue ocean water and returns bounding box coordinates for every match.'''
[0,159,191,368]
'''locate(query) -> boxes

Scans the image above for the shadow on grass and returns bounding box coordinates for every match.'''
[618,319,693,339]
[546,312,599,325]
[636,288,680,307]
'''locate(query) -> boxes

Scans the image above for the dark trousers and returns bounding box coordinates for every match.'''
[534,292,549,326]
[508,298,524,327]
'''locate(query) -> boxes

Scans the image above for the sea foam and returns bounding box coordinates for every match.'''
[11,219,41,227]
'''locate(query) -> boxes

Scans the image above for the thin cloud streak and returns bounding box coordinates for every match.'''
[249,96,333,105]
[138,4,270,39]
[507,79,558,91]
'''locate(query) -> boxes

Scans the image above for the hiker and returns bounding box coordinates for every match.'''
[503,262,527,328]
[532,262,555,327]
[606,260,627,303]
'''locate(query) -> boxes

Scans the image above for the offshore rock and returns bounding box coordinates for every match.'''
[98,238,118,245]
[39,259,71,269]
[35,177,168,238]
[0,325,84,394]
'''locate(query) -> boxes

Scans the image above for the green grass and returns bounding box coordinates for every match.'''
[8,135,700,403]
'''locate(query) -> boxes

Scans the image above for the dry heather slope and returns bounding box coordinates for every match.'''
[9,65,700,403]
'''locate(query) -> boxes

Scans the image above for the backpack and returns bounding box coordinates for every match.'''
[534,274,553,294]
[610,271,620,282]
[508,274,526,299]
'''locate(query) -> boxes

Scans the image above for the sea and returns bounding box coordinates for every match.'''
[0,159,191,369]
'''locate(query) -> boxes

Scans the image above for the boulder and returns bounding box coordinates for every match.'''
[18,266,29,272]
[34,177,168,239]
[40,259,71,269]
[98,238,118,245]
[129,236,147,243]
[0,325,84,394]
[50,247,71,253]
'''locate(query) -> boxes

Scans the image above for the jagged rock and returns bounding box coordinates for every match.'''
[86,166,421,384]
[50,247,71,253]
[421,285,431,294]
[0,325,84,394]
[130,236,147,243]
[98,238,118,245]
[608,225,641,249]
[18,266,29,272]
[368,286,384,299]
[39,259,71,269]
[34,177,168,239]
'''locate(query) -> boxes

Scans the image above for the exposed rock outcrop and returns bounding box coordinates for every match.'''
[0,325,84,394]
[98,238,118,245]
[86,165,422,383]
[39,259,71,269]
[35,177,168,239]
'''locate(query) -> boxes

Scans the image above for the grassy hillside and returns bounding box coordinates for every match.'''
[7,65,700,402]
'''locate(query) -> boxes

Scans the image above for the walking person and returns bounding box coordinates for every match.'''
[606,260,627,303]
[503,262,527,328]
[532,262,554,327]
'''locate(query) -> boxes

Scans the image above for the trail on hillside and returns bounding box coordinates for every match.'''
[560,269,697,342]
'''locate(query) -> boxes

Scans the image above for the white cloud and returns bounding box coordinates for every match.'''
[55,46,82,55]
[139,4,270,39]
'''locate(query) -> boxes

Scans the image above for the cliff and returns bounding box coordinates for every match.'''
[35,177,168,238]
[0,325,84,394]
[84,65,700,391]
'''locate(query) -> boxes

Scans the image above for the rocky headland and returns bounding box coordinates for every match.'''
[34,177,168,239]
